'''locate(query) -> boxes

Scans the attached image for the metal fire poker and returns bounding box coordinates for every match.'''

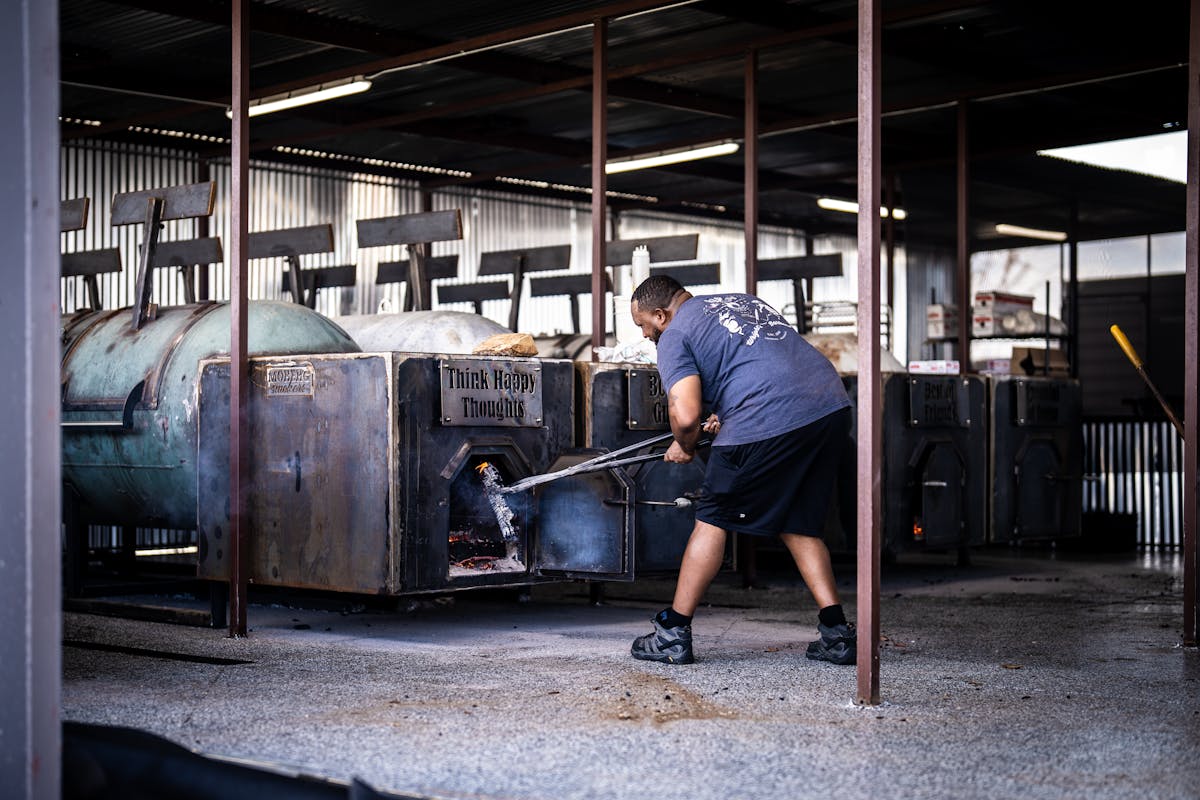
[476,431,707,541]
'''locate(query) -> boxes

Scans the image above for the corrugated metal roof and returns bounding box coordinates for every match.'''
[57,0,1191,247]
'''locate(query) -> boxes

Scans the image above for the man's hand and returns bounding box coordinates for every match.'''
[701,414,720,434]
[664,440,694,464]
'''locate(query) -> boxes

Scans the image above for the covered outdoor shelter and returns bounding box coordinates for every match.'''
[3,1,1197,797]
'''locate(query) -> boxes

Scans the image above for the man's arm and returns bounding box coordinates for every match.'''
[665,374,703,463]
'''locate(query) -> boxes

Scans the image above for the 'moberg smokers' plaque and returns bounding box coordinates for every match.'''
[439,358,543,427]
[265,363,315,397]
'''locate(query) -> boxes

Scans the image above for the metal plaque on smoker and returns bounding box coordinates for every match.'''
[907,376,971,427]
[1013,379,1062,426]
[627,368,670,430]
[264,363,315,397]
[439,358,543,427]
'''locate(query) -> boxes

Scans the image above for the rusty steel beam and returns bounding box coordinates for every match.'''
[591,18,608,358]
[1184,0,1199,647]
[248,0,683,100]
[956,101,970,366]
[744,49,758,294]
[243,1,983,156]
[229,0,250,638]
[855,0,882,706]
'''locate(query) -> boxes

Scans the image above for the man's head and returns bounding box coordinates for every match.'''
[630,275,688,343]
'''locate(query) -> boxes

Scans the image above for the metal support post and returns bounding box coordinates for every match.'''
[855,0,882,705]
[956,100,970,367]
[229,0,250,637]
[590,17,608,357]
[0,0,61,793]
[744,49,758,294]
[1183,0,1199,646]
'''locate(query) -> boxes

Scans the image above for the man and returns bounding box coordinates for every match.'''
[628,275,855,666]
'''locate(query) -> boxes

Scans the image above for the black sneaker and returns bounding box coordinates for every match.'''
[806,622,857,665]
[631,619,694,664]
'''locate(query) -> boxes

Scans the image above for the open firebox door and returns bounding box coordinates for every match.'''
[532,451,637,581]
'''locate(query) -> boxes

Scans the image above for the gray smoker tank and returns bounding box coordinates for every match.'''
[61,301,360,529]
[336,310,508,354]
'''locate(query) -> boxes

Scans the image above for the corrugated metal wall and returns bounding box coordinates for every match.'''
[61,142,203,311]
[905,245,956,363]
[60,140,902,356]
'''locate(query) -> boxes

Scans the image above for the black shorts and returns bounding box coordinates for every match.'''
[693,406,851,538]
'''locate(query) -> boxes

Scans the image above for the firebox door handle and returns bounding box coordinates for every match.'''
[922,480,949,488]
[604,497,693,508]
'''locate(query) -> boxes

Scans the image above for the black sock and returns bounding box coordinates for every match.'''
[818,604,847,628]
[656,607,692,629]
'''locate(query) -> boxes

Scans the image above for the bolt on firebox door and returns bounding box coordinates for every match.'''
[533,450,636,581]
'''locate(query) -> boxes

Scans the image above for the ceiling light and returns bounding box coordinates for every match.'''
[817,197,907,220]
[994,223,1068,242]
[226,77,371,119]
[606,142,739,174]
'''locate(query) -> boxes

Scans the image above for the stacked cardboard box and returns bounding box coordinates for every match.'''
[925,303,958,339]
[972,291,1034,337]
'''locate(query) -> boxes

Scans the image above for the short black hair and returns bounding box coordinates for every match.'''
[631,275,685,311]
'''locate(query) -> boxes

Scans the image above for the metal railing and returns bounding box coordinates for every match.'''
[1083,418,1183,548]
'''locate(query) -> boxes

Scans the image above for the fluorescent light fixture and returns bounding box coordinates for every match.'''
[1039,131,1186,184]
[994,223,1068,242]
[816,197,907,220]
[226,77,372,119]
[606,141,739,174]
[135,546,199,557]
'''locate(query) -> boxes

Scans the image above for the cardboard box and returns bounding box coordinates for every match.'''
[908,360,961,375]
[1010,346,1069,376]
[925,303,958,339]
[972,313,999,337]
[977,358,1011,375]
[974,290,1034,316]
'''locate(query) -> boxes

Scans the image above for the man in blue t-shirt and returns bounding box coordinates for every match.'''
[627,275,855,665]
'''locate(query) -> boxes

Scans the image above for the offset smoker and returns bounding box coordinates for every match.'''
[987,375,1083,543]
[830,372,987,557]
[195,352,636,594]
[575,363,702,572]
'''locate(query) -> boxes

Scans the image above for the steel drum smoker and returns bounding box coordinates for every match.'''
[60,300,361,531]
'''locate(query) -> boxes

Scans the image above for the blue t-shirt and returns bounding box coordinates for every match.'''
[655,294,850,446]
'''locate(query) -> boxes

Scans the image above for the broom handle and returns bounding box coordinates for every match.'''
[1110,324,1184,439]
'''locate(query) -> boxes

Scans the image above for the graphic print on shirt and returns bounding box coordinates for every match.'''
[701,295,792,346]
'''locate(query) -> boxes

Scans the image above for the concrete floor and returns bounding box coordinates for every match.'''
[63,549,1199,800]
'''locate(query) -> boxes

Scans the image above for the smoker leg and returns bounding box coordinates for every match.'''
[739,535,760,589]
[588,582,607,606]
[118,524,138,576]
[62,485,88,598]
[208,581,228,629]
[956,546,972,568]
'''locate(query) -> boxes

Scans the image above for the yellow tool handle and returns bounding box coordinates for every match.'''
[1109,324,1143,369]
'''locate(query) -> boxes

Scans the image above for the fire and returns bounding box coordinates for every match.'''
[475,461,491,474]
[913,518,924,542]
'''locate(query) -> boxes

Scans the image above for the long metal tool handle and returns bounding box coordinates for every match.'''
[1110,324,1185,439]
[499,437,710,495]
[556,430,675,473]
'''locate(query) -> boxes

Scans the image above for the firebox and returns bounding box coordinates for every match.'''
[573,362,709,572]
[987,375,1082,543]
[195,351,636,595]
[829,374,987,557]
